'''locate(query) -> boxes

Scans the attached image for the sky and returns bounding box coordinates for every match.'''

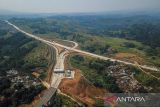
[0,0,160,13]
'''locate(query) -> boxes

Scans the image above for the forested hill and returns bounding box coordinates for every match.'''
[0,20,51,107]
[10,14,160,48]
[54,15,160,48]
[0,20,48,75]
[125,23,160,47]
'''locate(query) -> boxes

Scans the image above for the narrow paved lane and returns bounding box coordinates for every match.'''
[6,21,159,72]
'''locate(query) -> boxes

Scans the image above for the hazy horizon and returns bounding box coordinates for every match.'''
[0,0,160,13]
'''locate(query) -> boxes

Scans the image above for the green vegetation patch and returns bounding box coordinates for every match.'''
[135,70,160,87]
[70,55,122,93]
[52,93,79,107]
[0,21,50,106]
[24,43,48,69]
[10,17,160,66]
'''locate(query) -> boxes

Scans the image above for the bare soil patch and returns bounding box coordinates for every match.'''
[113,53,146,65]
[59,70,107,106]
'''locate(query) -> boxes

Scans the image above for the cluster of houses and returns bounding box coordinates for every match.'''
[108,65,144,92]
[6,69,41,88]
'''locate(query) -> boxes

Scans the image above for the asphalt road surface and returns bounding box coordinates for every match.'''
[6,21,159,72]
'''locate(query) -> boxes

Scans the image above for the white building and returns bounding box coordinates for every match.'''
[54,68,64,73]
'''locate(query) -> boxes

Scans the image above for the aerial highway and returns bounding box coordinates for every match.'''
[51,39,78,87]
[50,51,67,88]
[5,20,160,106]
[5,19,76,85]
[6,20,159,72]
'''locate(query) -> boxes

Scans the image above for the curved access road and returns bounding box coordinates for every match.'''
[6,21,159,72]
[62,39,79,49]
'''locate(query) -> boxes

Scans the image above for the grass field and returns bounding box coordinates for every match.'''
[11,21,160,67]
[106,37,160,66]
[69,34,159,66]
[99,37,144,52]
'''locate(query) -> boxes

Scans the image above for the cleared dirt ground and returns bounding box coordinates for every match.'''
[113,52,146,65]
[59,70,107,106]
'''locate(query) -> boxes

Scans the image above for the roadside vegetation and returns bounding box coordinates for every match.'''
[133,68,160,92]
[9,15,160,66]
[0,26,48,74]
[70,55,160,93]
[0,20,48,106]
[1,13,160,106]
[70,55,122,93]
[51,93,80,107]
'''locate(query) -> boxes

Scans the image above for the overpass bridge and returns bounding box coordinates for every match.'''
[34,47,73,106]
[5,21,160,107]
[35,87,57,107]
[35,38,78,107]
